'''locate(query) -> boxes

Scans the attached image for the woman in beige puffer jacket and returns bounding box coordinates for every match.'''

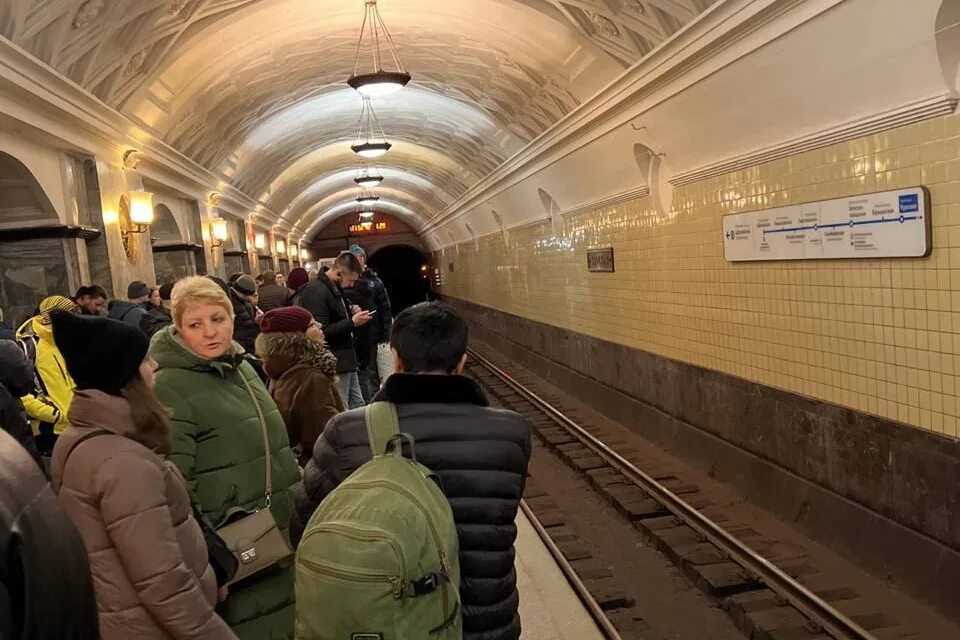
[49,309,236,640]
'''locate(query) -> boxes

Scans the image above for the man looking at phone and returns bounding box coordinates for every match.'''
[300,251,372,408]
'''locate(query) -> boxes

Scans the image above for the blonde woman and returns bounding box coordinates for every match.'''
[49,310,235,639]
[148,276,300,640]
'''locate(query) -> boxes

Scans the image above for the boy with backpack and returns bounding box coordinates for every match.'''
[295,303,532,640]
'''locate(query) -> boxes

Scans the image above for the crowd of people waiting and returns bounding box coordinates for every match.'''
[0,244,532,640]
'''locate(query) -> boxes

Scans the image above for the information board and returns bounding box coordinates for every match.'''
[722,187,930,262]
[587,247,615,272]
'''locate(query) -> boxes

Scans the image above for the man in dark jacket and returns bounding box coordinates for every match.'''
[0,340,43,472]
[349,245,393,396]
[286,267,310,308]
[300,251,371,408]
[107,281,149,328]
[229,275,261,354]
[257,270,289,312]
[140,282,174,337]
[296,303,531,640]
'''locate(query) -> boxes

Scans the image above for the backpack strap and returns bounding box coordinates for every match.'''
[365,401,400,458]
[51,429,113,493]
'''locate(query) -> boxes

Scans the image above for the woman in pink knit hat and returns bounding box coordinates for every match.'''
[255,306,344,467]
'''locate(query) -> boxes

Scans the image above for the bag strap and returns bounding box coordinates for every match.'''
[365,401,400,458]
[52,429,112,492]
[238,368,273,507]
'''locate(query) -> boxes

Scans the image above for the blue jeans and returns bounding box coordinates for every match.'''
[337,371,366,409]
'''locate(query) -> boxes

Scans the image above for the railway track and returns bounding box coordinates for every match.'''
[465,346,917,640]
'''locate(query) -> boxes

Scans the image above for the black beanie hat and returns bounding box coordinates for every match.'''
[50,309,149,396]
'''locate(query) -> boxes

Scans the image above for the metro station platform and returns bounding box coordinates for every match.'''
[515,508,606,640]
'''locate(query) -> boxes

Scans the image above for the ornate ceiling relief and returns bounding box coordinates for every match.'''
[1,0,713,235]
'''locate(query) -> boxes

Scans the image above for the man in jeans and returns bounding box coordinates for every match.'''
[300,251,372,408]
[296,303,531,640]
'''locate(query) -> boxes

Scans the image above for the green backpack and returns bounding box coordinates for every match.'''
[295,401,462,640]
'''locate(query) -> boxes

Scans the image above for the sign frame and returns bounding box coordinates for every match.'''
[587,247,616,273]
[722,186,932,263]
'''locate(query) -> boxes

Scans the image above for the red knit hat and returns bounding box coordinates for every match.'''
[287,267,309,291]
[260,306,313,334]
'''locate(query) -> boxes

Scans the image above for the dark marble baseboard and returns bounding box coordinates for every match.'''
[445,295,960,618]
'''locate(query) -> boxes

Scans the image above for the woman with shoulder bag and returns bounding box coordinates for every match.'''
[48,310,236,640]
[149,276,300,640]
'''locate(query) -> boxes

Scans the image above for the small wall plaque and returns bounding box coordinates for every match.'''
[587,247,615,272]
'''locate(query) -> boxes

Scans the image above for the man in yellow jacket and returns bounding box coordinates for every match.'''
[15,295,78,454]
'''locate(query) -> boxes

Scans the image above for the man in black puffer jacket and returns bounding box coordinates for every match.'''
[295,303,531,640]
[0,340,43,472]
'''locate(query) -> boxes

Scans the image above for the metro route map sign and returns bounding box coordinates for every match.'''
[722,186,931,262]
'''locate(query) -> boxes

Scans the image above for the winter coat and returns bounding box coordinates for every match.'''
[229,291,260,354]
[358,268,393,344]
[51,390,235,640]
[107,301,147,329]
[0,339,43,470]
[299,274,357,373]
[296,373,531,640]
[0,321,14,341]
[257,283,289,312]
[15,317,74,434]
[149,327,300,640]
[141,304,173,338]
[255,331,344,467]
[288,284,307,309]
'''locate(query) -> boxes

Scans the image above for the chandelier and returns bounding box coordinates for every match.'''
[348,0,411,98]
[351,98,392,158]
[354,166,384,188]
[356,192,381,205]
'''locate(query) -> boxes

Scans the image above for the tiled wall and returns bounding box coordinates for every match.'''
[441,113,960,439]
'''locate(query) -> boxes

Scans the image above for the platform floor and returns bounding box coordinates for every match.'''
[516,508,606,640]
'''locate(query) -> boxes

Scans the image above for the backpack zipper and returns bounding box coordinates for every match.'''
[305,522,407,593]
[298,556,404,599]
[340,478,455,624]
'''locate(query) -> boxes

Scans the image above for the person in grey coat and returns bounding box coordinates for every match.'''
[295,303,531,640]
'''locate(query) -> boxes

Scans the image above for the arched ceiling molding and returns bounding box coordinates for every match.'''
[292,188,432,234]
[269,141,481,222]
[230,86,520,200]
[303,200,423,240]
[282,170,454,227]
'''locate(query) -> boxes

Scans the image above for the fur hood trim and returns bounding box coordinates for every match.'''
[255,331,338,379]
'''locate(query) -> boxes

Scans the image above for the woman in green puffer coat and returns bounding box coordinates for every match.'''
[149,276,301,640]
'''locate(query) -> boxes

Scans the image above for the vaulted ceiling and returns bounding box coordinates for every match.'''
[0,0,716,239]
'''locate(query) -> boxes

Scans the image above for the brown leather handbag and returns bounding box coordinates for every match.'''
[216,373,293,585]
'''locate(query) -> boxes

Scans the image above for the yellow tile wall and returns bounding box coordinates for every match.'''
[442,113,960,439]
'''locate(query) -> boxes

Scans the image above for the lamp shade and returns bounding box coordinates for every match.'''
[351,141,391,158]
[356,194,380,204]
[254,232,266,249]
[128,191,154,225]
[289,245,297,257]
[348,71,411,98]
[355,175,384,188]
[276,239,286,254]
[211,218,229,242]
[359,210,375,220]
[300,248,309,259]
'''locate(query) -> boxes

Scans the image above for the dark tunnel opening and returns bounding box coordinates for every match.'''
[367,244,430,314]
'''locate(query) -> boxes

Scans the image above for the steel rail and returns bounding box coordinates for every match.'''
[468,348,877,640]
[519,500,624,640]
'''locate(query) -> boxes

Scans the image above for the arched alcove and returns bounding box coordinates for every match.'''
[0,152,74,325]
[152,204,199,285]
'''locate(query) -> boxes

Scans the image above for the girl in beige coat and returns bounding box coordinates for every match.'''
[49,310,236,640]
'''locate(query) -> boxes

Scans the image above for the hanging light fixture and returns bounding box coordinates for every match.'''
[356,192,380,205]
[351,98,392,158]
[354,166,384,188]
[359,210,375,221]
[348,0,411,98]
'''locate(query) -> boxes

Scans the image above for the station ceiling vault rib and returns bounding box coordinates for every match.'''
[0,0,715,238]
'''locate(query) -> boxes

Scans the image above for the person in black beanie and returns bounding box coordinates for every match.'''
[47,310,236,640]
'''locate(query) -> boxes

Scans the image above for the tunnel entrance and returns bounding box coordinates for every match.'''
[367,244,430,314]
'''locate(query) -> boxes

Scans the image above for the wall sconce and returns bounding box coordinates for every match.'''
[300,248,309,260]
[276,239,287,255]
[254,232,266,250]
[210,218,229,248]
[120,191,154,257]
[288,245,297,258]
